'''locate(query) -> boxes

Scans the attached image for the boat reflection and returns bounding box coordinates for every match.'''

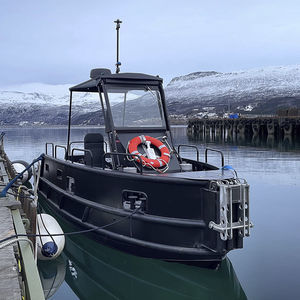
[39,232,247,300]
[38,256,66,299]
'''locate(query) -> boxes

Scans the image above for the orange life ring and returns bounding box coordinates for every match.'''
[128,135,170,168]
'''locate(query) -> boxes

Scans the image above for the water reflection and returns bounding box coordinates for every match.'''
[4,126,300,299]
[187,130,300,152]
[38,257,66,299]
[39,232,246,300]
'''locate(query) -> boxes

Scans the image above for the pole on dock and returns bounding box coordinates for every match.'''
[114,19,122,73]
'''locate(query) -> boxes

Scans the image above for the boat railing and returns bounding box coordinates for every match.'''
[69,140,108,153]
[103,152,143,174]
[45,141,108,163]
[71,148,94,167]
[205,148,224,167]
[45,142,54,156]
[54,145,67,159]
[177,144,200,161]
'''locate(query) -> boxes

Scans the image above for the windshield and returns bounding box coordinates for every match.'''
[107,85,165,128]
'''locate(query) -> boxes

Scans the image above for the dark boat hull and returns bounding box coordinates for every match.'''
[38,155,241,267]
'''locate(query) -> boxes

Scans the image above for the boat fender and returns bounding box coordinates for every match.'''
[37,214,65,260]
[41,241,58,258]
[12,160,32,183]
[128,135,170,168]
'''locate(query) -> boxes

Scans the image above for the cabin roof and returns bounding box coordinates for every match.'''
[70,70,163,92]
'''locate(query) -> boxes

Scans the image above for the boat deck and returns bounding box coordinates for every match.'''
[157,169,234,180]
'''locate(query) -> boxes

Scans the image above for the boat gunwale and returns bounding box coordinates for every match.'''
[43,154,228,185]
[39,176,207,228]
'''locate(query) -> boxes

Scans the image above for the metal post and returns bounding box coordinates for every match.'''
[66,91,73,156]
[114,19,122,73]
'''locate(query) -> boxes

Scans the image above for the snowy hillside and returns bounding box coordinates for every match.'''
[165,65,300,103]
[0,65,300,126]
[0,83,98,107]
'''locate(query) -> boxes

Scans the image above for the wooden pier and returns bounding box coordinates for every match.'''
[0,137,44,300]
[187,116,300,138]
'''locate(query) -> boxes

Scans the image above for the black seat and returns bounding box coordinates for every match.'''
[84,133,105,168]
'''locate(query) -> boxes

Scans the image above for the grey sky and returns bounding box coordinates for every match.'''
[1,0,300,86]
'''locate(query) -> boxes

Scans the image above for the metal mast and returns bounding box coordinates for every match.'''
[114,19,122,73]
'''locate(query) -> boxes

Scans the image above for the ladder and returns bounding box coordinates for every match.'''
[209,180,253,241]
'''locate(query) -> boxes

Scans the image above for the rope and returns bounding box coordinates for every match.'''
[0,208,140,247]
[0,238,34,252]
[0,153,44,198]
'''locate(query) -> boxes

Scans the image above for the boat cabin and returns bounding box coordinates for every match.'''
[64,68,220,174]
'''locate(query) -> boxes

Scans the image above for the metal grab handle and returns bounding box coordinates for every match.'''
[46,143,54,156]
[54,145,67,159]
[205,148,224,167]
[177,144,199,161]
[71,148,94,167]
[103,152,143,174]
[69,140,108,153]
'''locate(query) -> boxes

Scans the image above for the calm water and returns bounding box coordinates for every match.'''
[3,126,300,300]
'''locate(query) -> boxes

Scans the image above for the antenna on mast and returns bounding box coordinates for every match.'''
[114,19,122,73]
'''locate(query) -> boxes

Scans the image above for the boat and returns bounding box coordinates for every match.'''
[38,20,252,268]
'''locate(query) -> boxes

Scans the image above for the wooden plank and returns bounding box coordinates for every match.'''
[12,209,45,300]
[0,206,22,300]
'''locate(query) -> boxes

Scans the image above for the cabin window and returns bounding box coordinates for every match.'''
[107,85,165,128]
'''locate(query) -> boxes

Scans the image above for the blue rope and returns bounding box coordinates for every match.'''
[0,153,44,198]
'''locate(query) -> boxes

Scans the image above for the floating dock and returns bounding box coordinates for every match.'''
[187,116,300,138]
[0,137,45,300]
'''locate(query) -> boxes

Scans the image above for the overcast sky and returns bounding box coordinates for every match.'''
[1,0,300,86]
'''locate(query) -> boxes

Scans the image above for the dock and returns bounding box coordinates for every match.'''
[187,116,300,138]
[0,136,45,300]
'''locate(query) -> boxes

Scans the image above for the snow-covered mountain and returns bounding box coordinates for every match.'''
[0,65,300,126]
[165,65,300,115]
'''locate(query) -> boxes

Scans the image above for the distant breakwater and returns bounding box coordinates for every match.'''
[187,116,300,139]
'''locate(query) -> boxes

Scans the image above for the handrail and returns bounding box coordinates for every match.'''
[205,148,224,167]
[104,141,108,153]
[71,148,94,167]
[45,143,54,156]
[177,144,199,161]
[54,145,67,159]
[69,140,108,153]
[103,152,143,174]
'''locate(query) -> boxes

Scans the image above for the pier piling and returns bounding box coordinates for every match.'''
[188,116,300,139]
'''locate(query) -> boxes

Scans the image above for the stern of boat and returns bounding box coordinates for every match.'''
[203,178,253,254]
